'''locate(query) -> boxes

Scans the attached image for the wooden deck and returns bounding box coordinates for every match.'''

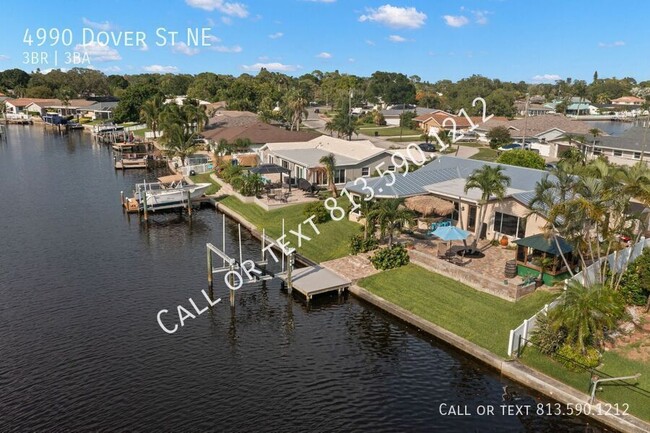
[278,265,351,301]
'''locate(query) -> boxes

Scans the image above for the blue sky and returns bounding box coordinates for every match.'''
[0,0,645,83]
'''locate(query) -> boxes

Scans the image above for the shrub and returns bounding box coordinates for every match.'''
[303,201,331,224]
[531,313,567,355]
[617,248,650,306]
[487,125,511,149]
[218,162,243,183]
[496,149,546,170]
[370,244,409,270]
[555,344,600,372]
[349,234,379,255]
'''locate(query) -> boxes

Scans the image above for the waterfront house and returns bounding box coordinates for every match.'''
[475,114,593,157]
[514,101,554,117]
[580,126,650,165]
[202,121,318,151]
[611,96,645,106]
[344,155,550,242]
[259,135,399,187]
[380,106,438,126]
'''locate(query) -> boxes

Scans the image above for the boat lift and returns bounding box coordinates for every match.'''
[206,214,294,307]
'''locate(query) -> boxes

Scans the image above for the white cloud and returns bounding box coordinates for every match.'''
[365,39,376,46]
[172,42,200,56]
[221,16,232,25]
[185,0,248,17]
[316,51,332,58]
[139,41,149,52]
[598,41,625,48]
[0,54,9,61]
[143,65,179,73]
[102,66,122,73]
[206,35,222,43]
[258,55,269,61]
[359,5,427,29]
[74,42,122,62]
[242,62,297,72]
[81,17,112,31]
[269,32,284,39]
[211,45,242,53]
[532,74,561,82]
[388,35,407,43]
[348,58,355,62]
[443,15,469,27]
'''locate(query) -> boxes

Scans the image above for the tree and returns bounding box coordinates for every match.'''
[231,172,265,196]
[464,165,512,241]
[319,153,338,196]
[139,94,164,138]
[366,71,416,105]
[0,68,30,91]
[284,89,309,131]
[162,124,196,166]
[114,83,160,123]
[369,199,414,246]
[550,280,625,353]
[588,128,602,157]
[486,126,511,148]
[496,149,546,169]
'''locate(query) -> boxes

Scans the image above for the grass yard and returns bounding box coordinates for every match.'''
[521,347,650,421]
[358,126,422,137]
[220,196,361,263]
[469,148,499,162]
[189,173,221,195]
[358,263,556,357]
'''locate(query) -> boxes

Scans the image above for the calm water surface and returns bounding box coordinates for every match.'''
[0,126,610,432]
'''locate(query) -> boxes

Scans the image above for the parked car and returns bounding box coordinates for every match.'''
[418,143,436,152]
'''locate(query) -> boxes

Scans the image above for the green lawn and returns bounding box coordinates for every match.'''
[358,263,556,357]
[220,196,361,263]
[189,173,221,195]
[469,148,499,162]
[387,137,424,143]
[358,126,422,137]
[521,347,650,421]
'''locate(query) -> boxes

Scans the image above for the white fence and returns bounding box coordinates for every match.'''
[5,113,30,120]
[507,237,649,357]
[124,123,147,132]
[180,162,213,176]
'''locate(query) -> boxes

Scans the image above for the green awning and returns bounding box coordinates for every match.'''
[514,234,572,255]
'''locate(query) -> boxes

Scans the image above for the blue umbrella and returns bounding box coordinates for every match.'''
[431,226,472,258]
[431,226,470,241]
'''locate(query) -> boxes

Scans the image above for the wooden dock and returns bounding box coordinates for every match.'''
[278,265,350,301]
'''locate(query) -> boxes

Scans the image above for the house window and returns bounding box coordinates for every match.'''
[296,166,304,180]
[388,165,395,171]
[334,169,346,184]
[613,150,623,157]
[634,152,641,159]
[268,155,274,164]
[282,160,289,169]
[493,212,526,238]
[361,167,369,177]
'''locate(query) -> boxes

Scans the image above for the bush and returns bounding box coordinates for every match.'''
[303,201,331,224]
[218,162,243,183]
[496,149,546,170]
[370,244,410,270]
[487,125,511,149]
[530,313,566,355]
[618,248,650,306]
[555,344,600,372]
[349,234,379,255]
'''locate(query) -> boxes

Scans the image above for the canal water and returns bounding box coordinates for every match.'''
[0,126,609,432]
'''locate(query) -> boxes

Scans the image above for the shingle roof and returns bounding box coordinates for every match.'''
[586,126,650,152]
[201,122,317,144]
[479,114,593,137]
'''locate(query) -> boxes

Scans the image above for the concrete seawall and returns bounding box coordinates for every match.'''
[349,284,650,433]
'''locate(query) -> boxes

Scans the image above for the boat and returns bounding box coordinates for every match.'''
[125,179,211,212]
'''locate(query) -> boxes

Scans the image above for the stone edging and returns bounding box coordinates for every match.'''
[348,284,650,433]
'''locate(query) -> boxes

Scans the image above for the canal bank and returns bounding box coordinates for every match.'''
[213,193,648,432]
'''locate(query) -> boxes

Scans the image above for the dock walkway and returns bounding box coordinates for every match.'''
[278,265,350,301]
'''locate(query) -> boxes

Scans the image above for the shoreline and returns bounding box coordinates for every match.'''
[214,193,650,433]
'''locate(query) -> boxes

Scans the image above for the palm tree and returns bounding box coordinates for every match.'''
[163,124,197,166]
[588,128,602,158]
[358,199,378,241]
[369,199,414,246]
[319,153,338,196]
[182,100,208,133]
[550,280,625,353]
[464,165,512,242]
[284,90,308,131]
[140,94,164,139]
[231,172,265,197]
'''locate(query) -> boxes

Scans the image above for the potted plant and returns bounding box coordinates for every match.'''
[499,235,509,247]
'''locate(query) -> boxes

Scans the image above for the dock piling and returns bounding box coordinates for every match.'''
[186,190,192,216]
[207,248,213,289]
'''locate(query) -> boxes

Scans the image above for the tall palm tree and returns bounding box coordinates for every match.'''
[588,128,602,158]
[284,91,308,131]
[140,94,164,139]
[319,153,338,196]
[163,124,197,166]
[464,165,512,242]
[369,199,414,246]
[182,100,209,133]
[358,199,378,241]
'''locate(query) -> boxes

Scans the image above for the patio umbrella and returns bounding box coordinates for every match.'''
[430,226,471,256]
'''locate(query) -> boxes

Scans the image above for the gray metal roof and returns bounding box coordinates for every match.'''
[276,148,358,168]
[345,155,548,201]
[587,126,650,152]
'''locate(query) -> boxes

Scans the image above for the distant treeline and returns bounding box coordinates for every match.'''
[0,67,648,123]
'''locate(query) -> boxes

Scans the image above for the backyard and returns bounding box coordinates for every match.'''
[189,173,221,195]
[219,196,361,263]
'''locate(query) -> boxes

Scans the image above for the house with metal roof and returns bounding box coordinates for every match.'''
[259,135,398,187]
[344,155,551,242]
